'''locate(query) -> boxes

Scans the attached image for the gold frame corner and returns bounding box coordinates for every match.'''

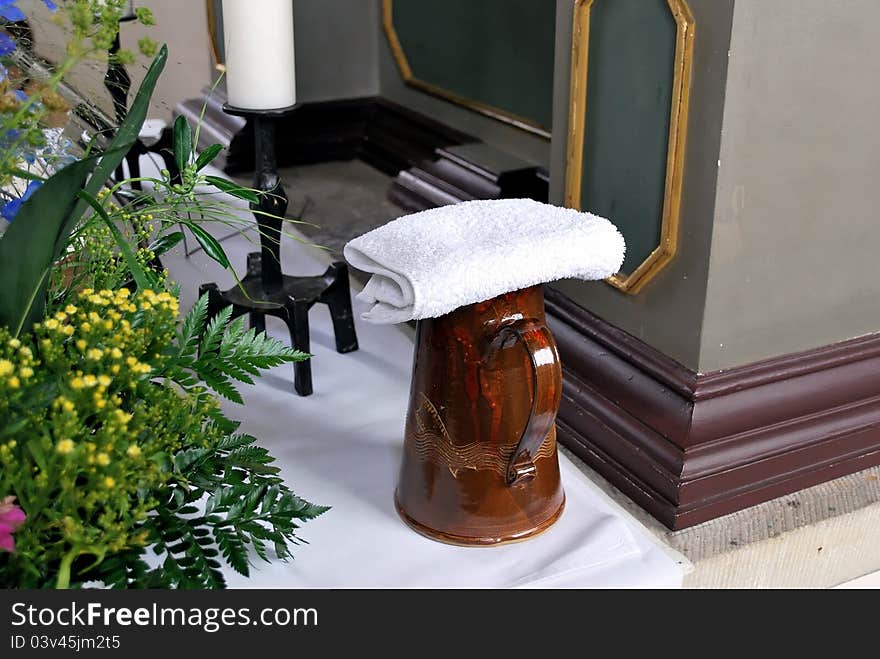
[565,0,695,295]
[206,0,226,73]
[381,0,552,139]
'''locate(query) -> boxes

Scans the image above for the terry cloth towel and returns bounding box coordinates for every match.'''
[343,198,625,324]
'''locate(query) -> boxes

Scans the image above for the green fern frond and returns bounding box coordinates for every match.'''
[165,300,308,404]
[201,305,232,356]
[130,297,327,587]
[178,293,208,359]
[215,526,249,577]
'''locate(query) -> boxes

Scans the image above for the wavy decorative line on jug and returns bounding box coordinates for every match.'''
[412,394,555,478]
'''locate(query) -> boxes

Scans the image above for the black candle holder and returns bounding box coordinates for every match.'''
[199,105,358,396]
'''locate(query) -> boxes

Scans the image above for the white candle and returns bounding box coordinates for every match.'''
[221,0,296,111]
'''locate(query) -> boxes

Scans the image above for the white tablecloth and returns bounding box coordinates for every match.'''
[152,160,685,588]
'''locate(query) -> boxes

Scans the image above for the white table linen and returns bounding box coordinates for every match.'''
[149,158,685,588]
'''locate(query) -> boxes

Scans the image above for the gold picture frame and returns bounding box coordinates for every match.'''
[206,0,225,72]
[381,0,551,139]
[565,0,695,294]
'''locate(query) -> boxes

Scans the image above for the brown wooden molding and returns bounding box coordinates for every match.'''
[693,332,880,401]
[545,286,880,529]
[389,143,549,212]
[544,286,697,397]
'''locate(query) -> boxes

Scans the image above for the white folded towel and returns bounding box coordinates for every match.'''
[343,198,625,324]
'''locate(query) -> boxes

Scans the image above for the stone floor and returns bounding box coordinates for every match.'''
[234,157,880,588]
[277,159,403,261]
[560,448,880,588]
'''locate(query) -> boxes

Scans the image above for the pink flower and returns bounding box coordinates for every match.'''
[0,496,26,553]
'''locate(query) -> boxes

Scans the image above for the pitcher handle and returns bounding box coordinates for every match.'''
[486,319,562,486]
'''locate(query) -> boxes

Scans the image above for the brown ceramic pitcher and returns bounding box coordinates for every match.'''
[395,285,565,545]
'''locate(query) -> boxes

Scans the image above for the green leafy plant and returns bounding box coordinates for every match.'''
[0,42,168,334]
[0,288,322,589]
[0,1,158,190]
[165,296,300,405]
[0,23,293,331]
[0,5,329,589]
[48,96,310,311]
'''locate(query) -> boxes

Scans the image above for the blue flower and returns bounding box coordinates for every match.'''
[0,180,41,222]
[0,128,19,149]
[0,63,6,82]
[0,1,25,22]
[1,0,59,56]
[0,31,14,56]
[0,1,55,22]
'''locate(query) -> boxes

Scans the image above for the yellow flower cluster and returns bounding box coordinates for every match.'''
[137,288,179,314]
[0,335,37,389]
[0,285,234,566]
[0,439,17,461]
[56,439,74,454]
[2,288,184,470]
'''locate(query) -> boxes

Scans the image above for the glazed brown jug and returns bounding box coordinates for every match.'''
[395,285,565,545]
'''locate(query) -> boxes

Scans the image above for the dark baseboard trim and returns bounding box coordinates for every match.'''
[224,96,474,176]
[545,287,880,530]
[218,95,548,209]
[388,144,549,212]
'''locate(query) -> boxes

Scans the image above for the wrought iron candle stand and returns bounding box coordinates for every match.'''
[104,17,179,189]
[104,22,133,137]
[199,106,358,396]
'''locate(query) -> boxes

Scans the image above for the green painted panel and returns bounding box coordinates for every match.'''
[581,0,676,274]
[391,0,555,131]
